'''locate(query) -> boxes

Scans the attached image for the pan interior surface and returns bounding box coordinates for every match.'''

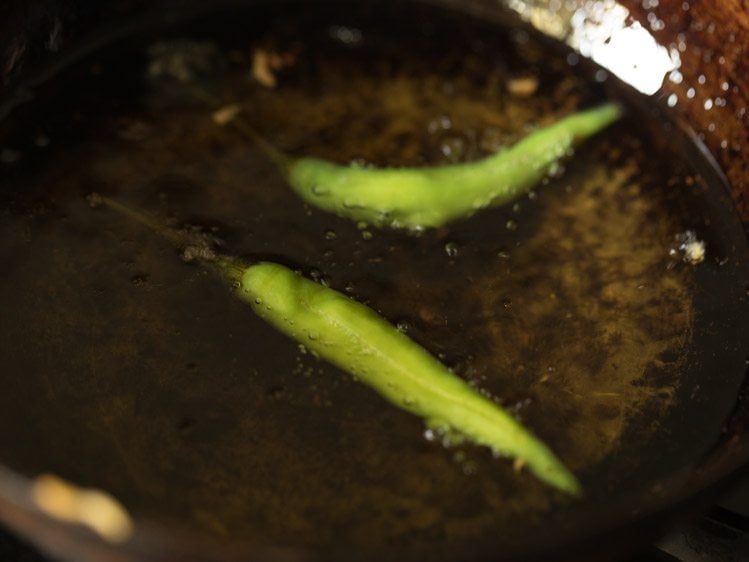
[0,0,747,553]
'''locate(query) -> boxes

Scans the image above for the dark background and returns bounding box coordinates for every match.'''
[0,0,157,85]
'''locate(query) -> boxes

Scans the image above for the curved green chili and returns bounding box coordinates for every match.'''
[239,262,580,494]
[98,196,581,495]
[223,102,621,230]
[288,104,620,229]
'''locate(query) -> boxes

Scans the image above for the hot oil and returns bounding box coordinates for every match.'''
[0,1,747,551]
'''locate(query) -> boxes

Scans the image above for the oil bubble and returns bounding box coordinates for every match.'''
[130,274,149,287]
[396,321,411,333]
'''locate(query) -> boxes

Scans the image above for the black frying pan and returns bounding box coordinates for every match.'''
[0,2,748,561]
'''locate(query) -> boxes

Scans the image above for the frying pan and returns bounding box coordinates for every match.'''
[0,1,748,561]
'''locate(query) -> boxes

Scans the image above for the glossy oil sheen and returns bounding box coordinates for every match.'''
[0,1,747,552]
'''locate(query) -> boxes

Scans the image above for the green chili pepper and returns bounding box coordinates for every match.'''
[239,262,580,494]
[221,102,621,230]
[287,104,620,229]
[98,196,581,495]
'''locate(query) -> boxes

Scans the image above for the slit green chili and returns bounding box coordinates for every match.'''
[98,196,581,495]
[222,102,621,230]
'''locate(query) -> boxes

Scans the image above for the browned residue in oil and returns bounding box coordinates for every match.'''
[475,157,692,469]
